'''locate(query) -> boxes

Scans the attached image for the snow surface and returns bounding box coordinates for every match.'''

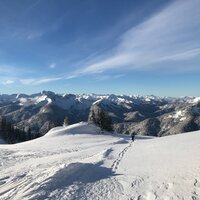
[0,123,199,200]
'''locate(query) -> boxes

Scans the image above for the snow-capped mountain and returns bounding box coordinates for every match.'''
[0,91,200,137]
[0,122,199,199]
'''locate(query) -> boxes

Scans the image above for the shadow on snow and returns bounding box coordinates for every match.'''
[26,162,118,200]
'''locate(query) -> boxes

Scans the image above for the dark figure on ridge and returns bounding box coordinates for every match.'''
[131,132,135,141]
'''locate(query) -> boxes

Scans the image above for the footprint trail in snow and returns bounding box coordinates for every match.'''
[111,141,133,172]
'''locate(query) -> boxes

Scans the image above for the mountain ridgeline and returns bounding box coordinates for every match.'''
[0,91,200,140]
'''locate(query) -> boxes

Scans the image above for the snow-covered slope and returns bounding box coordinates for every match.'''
[0,123,199,200]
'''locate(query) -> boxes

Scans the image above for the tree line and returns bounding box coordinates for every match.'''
[0,109,113,144]
[0,117,40,144]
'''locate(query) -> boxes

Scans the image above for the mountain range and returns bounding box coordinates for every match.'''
[0,91,200,137]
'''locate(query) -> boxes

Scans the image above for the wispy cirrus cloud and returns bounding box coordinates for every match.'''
[0,65,18,75]
[0,65,61,86]
[96,74,125,81]
[49,63,56,69]
[75,0,200,75]
[19,71,80,85]
[26,31,44,40]
[10,28,48,41]
[6,0,200,87]
[2,80,14,85]
[20,79,36,85]
[1,10,65,41]
[156,48,200,62]
[0,64,36,77]
[20,77,62,85]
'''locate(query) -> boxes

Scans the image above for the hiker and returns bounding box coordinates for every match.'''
[131,132,135,141]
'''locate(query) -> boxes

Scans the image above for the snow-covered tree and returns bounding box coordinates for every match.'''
[63,116,70,127]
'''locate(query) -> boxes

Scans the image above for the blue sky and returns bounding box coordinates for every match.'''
[0,0,200,97]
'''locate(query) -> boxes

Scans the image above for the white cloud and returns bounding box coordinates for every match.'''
[76,0,200,75]
[33,77,62,85]
[20,79,36,85]
[96,74,125,81]
[26,31,44,40]
[9,29,45,41]
[156,48,200,62]
[49,63,56,69]
[20,77,62,85]
[65,74,79,80]
[2,80,14,85]
[0,64,35,77]
[0,65,18,75]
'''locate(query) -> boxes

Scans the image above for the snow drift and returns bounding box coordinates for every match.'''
[45,122,100,137]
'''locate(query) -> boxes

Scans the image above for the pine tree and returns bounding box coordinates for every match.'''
[95,109,113,132]
[28,127,32,140]
[0,117,31,143]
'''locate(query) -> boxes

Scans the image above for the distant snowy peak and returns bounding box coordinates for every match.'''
[18,95,52,107]
[0,92,199,108]
[189,97,200,104]
[16,93,29,99]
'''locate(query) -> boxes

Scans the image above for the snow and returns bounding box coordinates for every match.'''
[192,97,200,103]
[167,110,187,121]
[45,122,98,137]
[93,98,103,105]
[174,110,185,118]
[2,92,200,115]
[18,95,52,107]
[180,116,186,121]
[0,123,199,200]
[35,95,52,104]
